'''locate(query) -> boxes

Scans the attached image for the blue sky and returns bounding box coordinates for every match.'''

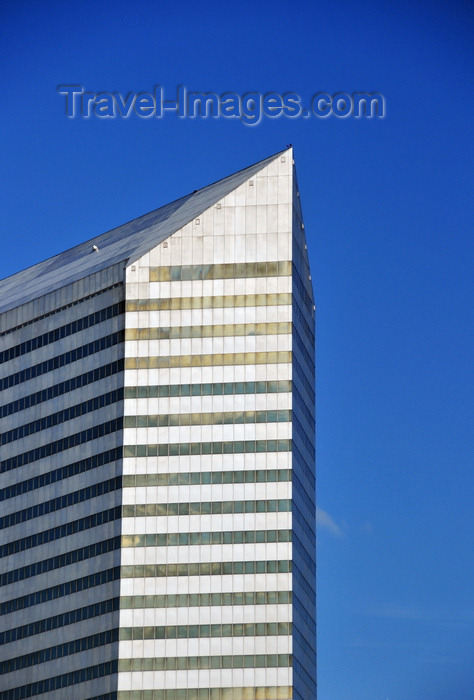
[1,1,473,698]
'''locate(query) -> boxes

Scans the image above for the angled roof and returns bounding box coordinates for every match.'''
[0,149,288,315]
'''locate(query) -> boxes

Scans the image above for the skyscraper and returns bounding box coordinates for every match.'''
[0,149,316,700]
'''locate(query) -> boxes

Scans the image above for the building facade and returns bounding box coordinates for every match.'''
[0,149,316,700]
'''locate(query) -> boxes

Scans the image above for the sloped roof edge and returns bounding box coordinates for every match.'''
[0,148,289,315]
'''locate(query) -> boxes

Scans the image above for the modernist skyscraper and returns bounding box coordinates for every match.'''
[0,149,316,700]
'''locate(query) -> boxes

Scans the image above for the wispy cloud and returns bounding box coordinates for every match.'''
[363,604,474,625]
[364,604,435,621]
[316,506,343,536]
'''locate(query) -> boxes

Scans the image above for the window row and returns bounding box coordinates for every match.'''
[293,502,316,545]
[120,560,291,580]
[1,566,120,616]
[293,233,311,279]
[293,658,317,698]
[292,576,316,629]
[293,354,315,404]
[292,561,317,610]
[122,468,291,488]
[2,519,289,564]
[293,261,314,315]
[120,621,292,641]
[0,417,122,474]
[0,282,122,337]
[126,291,291,312]
[292,382,315,431]
[122,498,292,519]
[0,477,121,530]
[0,536,120,587]
[123,439,291,459]
[118,653,292,672]
[124,350,291,370]
[293,404,315,453]
[0,447,121,502]
[292,471,315,523]
[124,379,291,399]
[2,655,117,698]
[0,330,123,391]
[293,592,316,633]
[292,519,316,580]
[0,359,123,418]
[124,409,291,429]
[121,529,291,549]
[4,644,290,683]
[292,442,315,494]
[293,325,315,378]
[0,596,119,647]
[119,589,292,610]
[292,297,315,345]
[293,625,317,666]
[293,609,317,656]
[0,301,124,364]
[125,321,291,341]
[116,689,293,700]
[293,619,316,660]
[292,592,316,632]
[1,388,123,446]
[149,260,292,282]
[2,460,286,505]
[292,438,316,493]
[1,506,121,558]
[293,311,315,364]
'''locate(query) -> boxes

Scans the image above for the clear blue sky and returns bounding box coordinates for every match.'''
[1,1,473,698]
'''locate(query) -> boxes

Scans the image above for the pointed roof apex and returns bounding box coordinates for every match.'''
[0,149,292,315]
